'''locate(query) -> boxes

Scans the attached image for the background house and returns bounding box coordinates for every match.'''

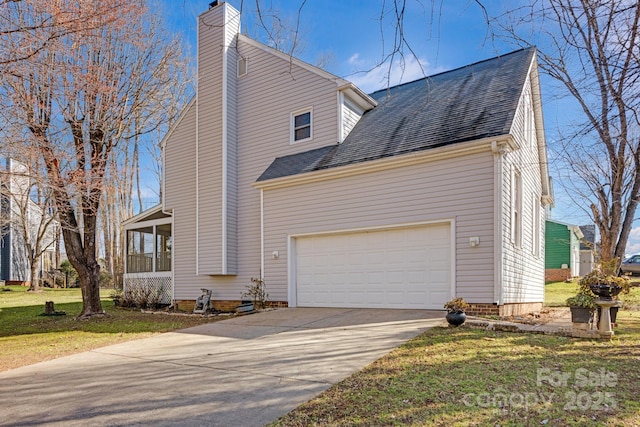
[0,158,58,285]
[579,224,596,276]
[544,219,583,282]
[126,2,552,315]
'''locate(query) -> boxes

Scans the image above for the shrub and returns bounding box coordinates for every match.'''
[242,277,269,309]
[578,258,630,296]
[566,292,597,309]
[444,297,469,313]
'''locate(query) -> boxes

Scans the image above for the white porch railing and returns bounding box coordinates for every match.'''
[123,272,172,305]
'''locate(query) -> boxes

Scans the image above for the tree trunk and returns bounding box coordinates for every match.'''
[45,301,55,314]
[77,260,103,318]
[27,259,40,292]
[61,219,104,318]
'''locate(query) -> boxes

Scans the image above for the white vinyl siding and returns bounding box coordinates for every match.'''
[501,73,545,304]
[341,97,363,141]
[262,150,496,303]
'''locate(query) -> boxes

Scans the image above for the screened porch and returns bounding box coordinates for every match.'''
[123,205,172,305]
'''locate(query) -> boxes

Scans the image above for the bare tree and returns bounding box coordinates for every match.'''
[99,36,192,291]
[0,0,129,67]
[485,0,640,264]
[0,0,189,317]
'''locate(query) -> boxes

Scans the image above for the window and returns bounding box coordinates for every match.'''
[238,57,248,77]
[511,169,523,248]
[524,92,533,146]
[156,224,172,272]
[532,193,540,257]
[291,109,312,143]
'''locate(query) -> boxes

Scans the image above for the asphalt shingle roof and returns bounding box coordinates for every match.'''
[258,47,536,182]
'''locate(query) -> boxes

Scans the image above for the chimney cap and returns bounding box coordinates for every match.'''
[209,1,219,8]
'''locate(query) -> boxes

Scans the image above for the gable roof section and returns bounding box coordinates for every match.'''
[238,34,376,111]
[258,47,536,182]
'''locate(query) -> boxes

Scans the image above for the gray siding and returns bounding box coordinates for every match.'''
[163,19,348,300]
[196,6,224,274]
[262,150,496,303]
[224,12,240,274]
[501,74,545,303]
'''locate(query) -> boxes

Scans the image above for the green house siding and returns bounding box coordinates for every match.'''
[545,221,572,268]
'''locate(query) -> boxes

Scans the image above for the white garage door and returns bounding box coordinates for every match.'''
[295,223,451,309]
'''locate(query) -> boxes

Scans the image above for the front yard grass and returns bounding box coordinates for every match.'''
[544,281,577,307]
[0,286,225,372]
[272,311,640,426]
[545,280,640,309]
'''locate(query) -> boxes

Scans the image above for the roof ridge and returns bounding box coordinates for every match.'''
[367,46,536,96]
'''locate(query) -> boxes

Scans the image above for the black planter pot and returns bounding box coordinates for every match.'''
[570,306,593,323]
[446,311,466,327]
[597,306,619,326]
[589,284,623,301]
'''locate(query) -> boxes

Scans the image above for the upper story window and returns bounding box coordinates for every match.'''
[532,193,540,257]
[291,108,312,143]
[512,168,523,248]
[238,57,248,77]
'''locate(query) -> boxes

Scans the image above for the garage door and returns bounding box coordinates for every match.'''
[295,223,451,309]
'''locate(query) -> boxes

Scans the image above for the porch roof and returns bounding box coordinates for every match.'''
[123,204,172,229]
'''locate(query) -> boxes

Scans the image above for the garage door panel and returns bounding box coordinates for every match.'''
[296,224,452,309]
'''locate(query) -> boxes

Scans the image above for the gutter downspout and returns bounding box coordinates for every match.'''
[492,140,507,307]
[260,189,264,278]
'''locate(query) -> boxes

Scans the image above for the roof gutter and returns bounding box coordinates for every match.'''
[254,135,515,191]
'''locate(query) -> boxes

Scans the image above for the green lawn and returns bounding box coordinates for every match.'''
[545,281,640,309]
[270,284,640,426]
[544,281,578,307]
[272,311,640,426]
[0,286,226,372]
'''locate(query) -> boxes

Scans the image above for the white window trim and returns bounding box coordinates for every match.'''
[290,107,313,144]
[532,193,540,257]
[523,91,532,147]
[511,167,523,248]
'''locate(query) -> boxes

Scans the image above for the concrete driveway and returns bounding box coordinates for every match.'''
[0,308,443,426]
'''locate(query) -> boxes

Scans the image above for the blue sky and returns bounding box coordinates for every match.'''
[151,0,639,254]
[162,0,512,92]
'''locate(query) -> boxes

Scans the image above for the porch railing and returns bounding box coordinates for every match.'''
[127,253,152,273]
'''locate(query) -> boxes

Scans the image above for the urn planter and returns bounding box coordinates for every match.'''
[589,284,623,301]
[446,311,466,327]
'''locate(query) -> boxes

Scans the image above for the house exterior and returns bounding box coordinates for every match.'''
[0,158,58,285]
[124,2,552,315]
[579,224,595,276]
[544,219,583,282]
